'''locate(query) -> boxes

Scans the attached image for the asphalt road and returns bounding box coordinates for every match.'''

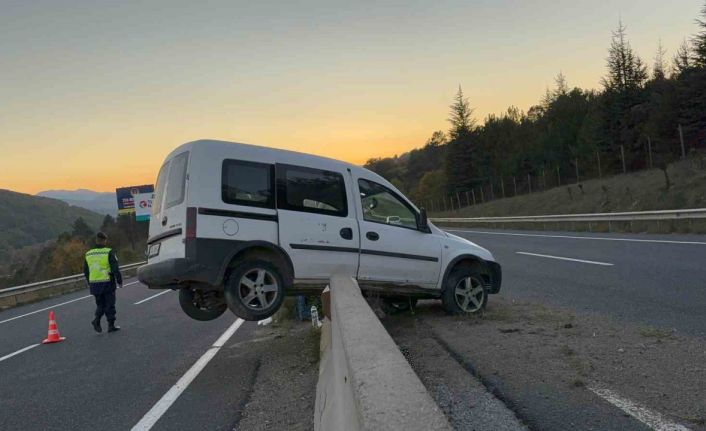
[448,228,706,337]
[0,279,260,431]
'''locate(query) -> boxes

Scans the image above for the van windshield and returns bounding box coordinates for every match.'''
[152,161,170,215]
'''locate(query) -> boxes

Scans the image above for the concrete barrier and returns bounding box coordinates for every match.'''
[315,275,451,431]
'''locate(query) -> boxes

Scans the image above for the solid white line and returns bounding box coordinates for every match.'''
[516,251,614,266]
[134,290,171,305]
[589,386,691,431]
[0,295,92,325]
[123,281,140,287]
[130,319,245,431]
[446,229,706,245]
[0,344,40,363]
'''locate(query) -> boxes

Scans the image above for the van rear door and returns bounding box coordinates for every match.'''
[148,151,190,262]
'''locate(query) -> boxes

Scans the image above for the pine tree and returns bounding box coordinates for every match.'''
[447,86,476,139]
[673,39,693,75]
[692,1,706,68]
[602,21,647,93]
[653,40,667,80]
[554,71,569,97]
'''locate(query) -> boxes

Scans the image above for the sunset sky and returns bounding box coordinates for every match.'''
[1,0,702,194]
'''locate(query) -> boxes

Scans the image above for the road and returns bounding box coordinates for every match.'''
[404,227,705,431]
[0,278,316,431]
[448,228,706,337]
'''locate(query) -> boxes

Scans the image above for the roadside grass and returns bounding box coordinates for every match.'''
[431,156,706,234]
[639,326,675,339]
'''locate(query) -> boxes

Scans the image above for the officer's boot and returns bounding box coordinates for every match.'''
[107,321,121,333]
[91,317,102,333]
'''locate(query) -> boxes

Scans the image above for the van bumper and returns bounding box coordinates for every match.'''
[137,258,211,288]
[485,261,502,294]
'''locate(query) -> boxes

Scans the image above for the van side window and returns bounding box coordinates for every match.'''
[222,159,275,208]
[152,161,170,215]
[277,165,347,217]
[358,179,418,229]
[165,152,190,209]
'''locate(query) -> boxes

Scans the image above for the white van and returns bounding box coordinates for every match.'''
[137,140,501,321]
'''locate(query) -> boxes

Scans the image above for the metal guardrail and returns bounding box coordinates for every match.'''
[0,261,145,298]
[431,208,706,224]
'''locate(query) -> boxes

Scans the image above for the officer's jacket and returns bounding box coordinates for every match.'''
[83,245,122,295]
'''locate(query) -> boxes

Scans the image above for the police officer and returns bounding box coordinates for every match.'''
[83,232,123,333]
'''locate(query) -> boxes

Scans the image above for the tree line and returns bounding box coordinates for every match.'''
[365,5,706,209]
[1,214,148,288]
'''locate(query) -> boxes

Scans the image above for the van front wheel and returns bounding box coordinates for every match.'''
[224,260,285,321]
[441,267,488,315]
[179,288,227,321]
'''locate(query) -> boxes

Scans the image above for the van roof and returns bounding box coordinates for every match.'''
[167,139,366,176]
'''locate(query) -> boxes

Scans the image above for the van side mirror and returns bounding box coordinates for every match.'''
[417,207,431,233]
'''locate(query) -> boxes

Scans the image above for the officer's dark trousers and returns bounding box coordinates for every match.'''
[93,289,116,323]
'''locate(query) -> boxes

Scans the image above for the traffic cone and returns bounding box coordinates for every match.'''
[42,310,66,344]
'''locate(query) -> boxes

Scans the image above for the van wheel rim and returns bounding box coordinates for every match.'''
[454,276,484,312]
[239,268,278,310]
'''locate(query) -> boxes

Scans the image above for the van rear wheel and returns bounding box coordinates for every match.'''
[179,288,227,321]
[224,259,285,321]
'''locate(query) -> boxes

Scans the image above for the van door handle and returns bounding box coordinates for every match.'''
[161,216,168,226]
[366,231,379,241]
[340,227,353,240]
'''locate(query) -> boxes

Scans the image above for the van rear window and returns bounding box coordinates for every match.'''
[152,161,170,215]
[222,159,275,208]
[165,152,189,209]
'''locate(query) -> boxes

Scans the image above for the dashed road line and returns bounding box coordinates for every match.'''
[134,290,171,305]
[0,296,92,325]
[123,281,140,287]
[0,344,40,363]
[589,386,691,431]
[447,229,706,245]
[130,319,245,431]
[516,251,614,266]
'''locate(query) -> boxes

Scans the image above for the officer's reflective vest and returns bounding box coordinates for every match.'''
[85,248,112,283]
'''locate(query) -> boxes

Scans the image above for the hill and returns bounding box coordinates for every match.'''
[431,158,706,233]
[37,189,117,215]
[0,189,104,261]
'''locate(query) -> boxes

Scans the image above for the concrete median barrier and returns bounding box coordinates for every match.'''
[315,275,451,431]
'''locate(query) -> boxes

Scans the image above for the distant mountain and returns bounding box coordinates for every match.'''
[0,189,104,261]
[37,189,117,215]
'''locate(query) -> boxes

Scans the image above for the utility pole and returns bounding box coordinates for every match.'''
[527,174,532,194]
[620,145,627,173]
[596,151,602,178]
[678,124,686,159]
[556,166,561,186]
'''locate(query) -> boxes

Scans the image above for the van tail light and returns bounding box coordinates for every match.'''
[186,207,197,239]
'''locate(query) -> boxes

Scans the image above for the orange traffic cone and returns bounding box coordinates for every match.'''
[42,310,66,344]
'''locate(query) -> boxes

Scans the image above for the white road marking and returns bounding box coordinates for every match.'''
[589,386,691,431]
[131,319,245,431]
[447,229,706,245]
[0,296,92,325]
[516,251,613,266]
[123,281,140,287]
[0,344,40,363]
[134,290,171,305]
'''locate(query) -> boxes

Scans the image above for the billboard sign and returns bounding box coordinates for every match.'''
[134,193,154,222]
[116,184,154,216]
